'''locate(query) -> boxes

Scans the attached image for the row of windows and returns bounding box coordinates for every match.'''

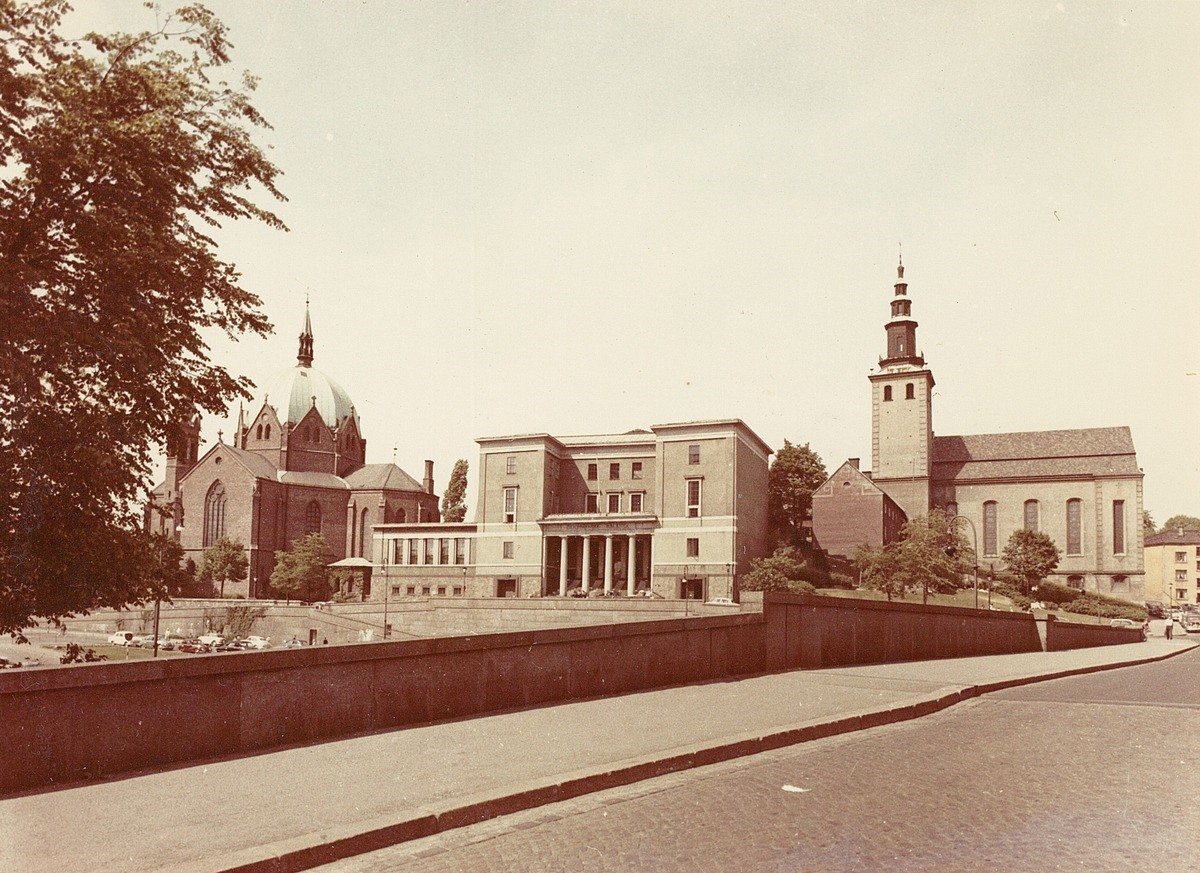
[882,383,916,401]
[584,491,647,514]
[503,479,700,520]
[1173,548,1200,562]
[582,461,647,481]
[975,498,1126,556]
[389,537,470,565]
[395,585,465,597]
[255,423,273,440]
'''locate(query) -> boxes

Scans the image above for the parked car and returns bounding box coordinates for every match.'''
[0,657,22,669]
[1182,614,1200,634]
[1144,602,1167,619]
[280,638,306,649]
[108,631,134,645]
[1109,618,1139,629]
[197,633,225,647]
[241,636,270,649]
[178,640,211,654]
[705,597,736,606]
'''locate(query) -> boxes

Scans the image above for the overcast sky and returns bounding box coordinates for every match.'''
[79,2,1199,521]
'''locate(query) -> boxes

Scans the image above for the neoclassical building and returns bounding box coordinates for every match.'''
[146,308,440,596]
[372,420,772,601]
[812,262,1145,598]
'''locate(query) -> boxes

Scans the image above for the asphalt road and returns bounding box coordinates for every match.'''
[323,647,1200,873]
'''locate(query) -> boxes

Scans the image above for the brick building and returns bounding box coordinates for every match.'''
[146,307,440,596]
[373,420,771,602]
[812,261,1145,599]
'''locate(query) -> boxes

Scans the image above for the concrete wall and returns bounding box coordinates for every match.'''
[1044,614,1145,651]
[0,593,1142,794]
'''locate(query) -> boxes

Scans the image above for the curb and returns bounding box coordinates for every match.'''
[216,643,1195,873]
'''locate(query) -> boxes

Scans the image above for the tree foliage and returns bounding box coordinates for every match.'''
[1001,529,1062,595]
[0,2,284,635]
[855,509,973,602]
[440,458,468,523]
[1159,514,1200,533]
[197,536,248,597]
[741,546,824,594]
[767,440,827,547]
[1142,510,1155,537]
[269,534,330,603]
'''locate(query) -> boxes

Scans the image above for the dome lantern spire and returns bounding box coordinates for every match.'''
[297,298,314,367]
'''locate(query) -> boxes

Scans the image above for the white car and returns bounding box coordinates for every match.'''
[241,636,270,649]
[108,631,134,645]
[197,633,225,646]
[705,597,737,606]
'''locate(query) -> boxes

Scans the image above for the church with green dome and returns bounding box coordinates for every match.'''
[146,307,441,598]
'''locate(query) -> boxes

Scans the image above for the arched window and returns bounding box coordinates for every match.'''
[256,424,262,439]
[395,507,406,523]
[883,385,893,402]
[305,501,321,535]
[265,424,271,440]
[905,383,915,400]
[1066,499,1082,554]
[983,501,997,555]
[203,481,226,547]
[1024,500,1039,532]
[359,507,369,558]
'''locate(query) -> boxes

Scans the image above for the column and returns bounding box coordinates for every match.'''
[542,535,550,596]
[581,536,591,593]
[559,536,569,596]
[604,535,614,594]
[627,534,637,596]
[647,534,655,596]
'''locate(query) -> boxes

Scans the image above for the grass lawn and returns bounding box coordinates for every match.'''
[55,644,188,661]
[815,587,1021,612]
[813,587,1124,625]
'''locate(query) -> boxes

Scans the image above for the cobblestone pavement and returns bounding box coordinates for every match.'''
[324,649,1200,873]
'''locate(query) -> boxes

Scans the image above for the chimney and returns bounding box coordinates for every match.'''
[848,458,860,470]
[423,459,435,495]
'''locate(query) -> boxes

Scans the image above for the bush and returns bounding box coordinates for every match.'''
[991,580,1031,611]
[789,580,817,595]
[1063,593,1147,621]
[828,572,856,590]
[1035,581,1078,606]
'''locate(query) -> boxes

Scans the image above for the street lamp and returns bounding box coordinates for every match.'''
[946,514,980,610]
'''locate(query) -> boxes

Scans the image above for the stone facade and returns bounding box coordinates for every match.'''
[373,420,772,602]
[811,260,1146,599]
[1144,529,1200,605]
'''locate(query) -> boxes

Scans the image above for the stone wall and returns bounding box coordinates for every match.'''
[0,594,1142,794]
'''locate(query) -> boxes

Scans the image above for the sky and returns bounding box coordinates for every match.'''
[77,1,1199,521]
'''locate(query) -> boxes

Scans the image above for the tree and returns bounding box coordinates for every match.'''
[1001,529,1062,595]
[0,2,284,636]
[440,459,468,523]
[269,534,330,603]
[855,509,972,602]
[1159,515,1200,533]
[197,537,248,598]
[767,441,827,547]
[1142,510,1156,538]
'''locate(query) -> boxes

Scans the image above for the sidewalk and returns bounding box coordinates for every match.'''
[2,638,1194,873]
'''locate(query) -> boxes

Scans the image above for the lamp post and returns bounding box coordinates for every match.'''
[947,514,980,610]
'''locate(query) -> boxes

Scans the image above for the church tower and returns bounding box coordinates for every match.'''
[868,258,935,522]
[155,412,201,538]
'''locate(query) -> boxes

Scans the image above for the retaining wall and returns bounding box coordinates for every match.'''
[0,594,1140,794]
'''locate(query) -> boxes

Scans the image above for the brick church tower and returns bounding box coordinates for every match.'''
[867,258,935,521]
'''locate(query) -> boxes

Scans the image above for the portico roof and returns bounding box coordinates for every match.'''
[539,513,659,534]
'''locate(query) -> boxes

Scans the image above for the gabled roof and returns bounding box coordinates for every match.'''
[1145,530,1200,547]
[815,460,893,501]
[278,471,348,490]
[343,463,425,492]
[931,426,1140,482]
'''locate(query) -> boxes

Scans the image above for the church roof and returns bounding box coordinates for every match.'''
[261,365,358,431]
[932,426,1140,482]
[343,463,425,492]
[222,444,280,480]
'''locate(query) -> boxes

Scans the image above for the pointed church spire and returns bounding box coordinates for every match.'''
[881,254,922,368]
[297,297,314,367]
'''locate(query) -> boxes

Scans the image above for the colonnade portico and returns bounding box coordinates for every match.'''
[542,523,656,596]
